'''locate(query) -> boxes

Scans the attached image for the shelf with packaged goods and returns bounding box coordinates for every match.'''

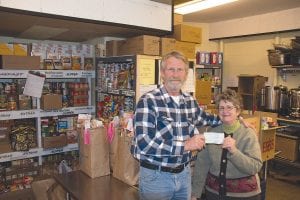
[0,143,78,163]
[0,106,94,120]
[95,55,160,121]
[0,69,94,171]
[0,70,95,79]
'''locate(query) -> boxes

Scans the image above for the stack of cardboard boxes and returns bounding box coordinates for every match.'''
[106,14,202,59]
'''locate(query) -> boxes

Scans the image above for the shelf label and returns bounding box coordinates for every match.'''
[121,90,135,96]
[0,112,11,120]
[0,153,13,161]
[0,148,40,162]
[64,71,79,78]
[19,110,37,118]
[44,71,64,78]
[81,71,95,78]
[0,70,27,78]
[49,148,64,154]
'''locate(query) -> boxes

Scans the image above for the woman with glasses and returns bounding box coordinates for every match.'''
[191,89,262,200]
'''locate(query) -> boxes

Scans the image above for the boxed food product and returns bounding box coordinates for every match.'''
[42,134,67,149]
[0,55,40,69]
[40,94,62,110]
[173,24,202,44]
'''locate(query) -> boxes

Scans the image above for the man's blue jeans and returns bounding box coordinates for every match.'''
[139,165,191,200]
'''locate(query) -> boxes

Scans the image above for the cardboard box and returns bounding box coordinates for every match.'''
[0,143,12,153]
[195,80,211,105]
[118,35,160,56]
[79,127,110,178]
[0,127,10,144]
[173,24,202,44]
[174,13,183,25]
[106,40,121,57]
[0,43,14,55]
[276,133,299,161]
[13,44,28,56]
[41,94,62,110]
[42,134,67,149]
[175,40,196,59]
[242,115,260,137]
[260,128,276,161]
[245,111,278,161]
[0,55,40,69]
[160,37,176,56]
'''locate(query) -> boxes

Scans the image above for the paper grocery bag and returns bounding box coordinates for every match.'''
[109,127,119,171]
[112,135,139,186]
[79,127,110,178]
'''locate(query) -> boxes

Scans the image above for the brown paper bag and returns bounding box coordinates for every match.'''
[79,127,110,178]
[109,127,119,171]
[112,135,139,186]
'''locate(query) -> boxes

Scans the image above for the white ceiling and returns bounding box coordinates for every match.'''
[181,0,300,23]
[0,0,300,42]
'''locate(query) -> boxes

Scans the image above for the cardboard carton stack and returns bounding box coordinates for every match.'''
[161,14,202,59]
[106,14,202,59]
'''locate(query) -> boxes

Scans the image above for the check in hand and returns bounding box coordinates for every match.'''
[184,134,205,151]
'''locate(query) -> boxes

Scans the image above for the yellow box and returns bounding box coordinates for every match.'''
[175,40,196,59]
[0,43,13,55]
[242,115,260,137]
[13,44,28,56]
[195,80,211,105]
[261,129,276,161]
[173,24,202,44]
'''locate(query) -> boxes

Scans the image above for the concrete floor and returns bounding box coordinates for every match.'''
[266,176,300,200]
[265,161,300,200]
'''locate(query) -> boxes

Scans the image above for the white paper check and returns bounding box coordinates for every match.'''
[204,132,224,144]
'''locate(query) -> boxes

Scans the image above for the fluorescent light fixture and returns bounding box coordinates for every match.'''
[174,0,238,15]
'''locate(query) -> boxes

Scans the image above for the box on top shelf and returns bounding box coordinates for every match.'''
[106,40,120,57]
[173,13,183,25]
[173,24,202,44]
[175,40,196,59]
[0,55,40,69]
[118,35,160,56]
[13,44,28,56]
[160,37,176,56]
[0,43,14,55]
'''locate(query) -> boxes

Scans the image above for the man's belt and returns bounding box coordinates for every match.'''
[140,161,189,174]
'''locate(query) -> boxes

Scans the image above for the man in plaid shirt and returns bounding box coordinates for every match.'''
[131,51,221,200]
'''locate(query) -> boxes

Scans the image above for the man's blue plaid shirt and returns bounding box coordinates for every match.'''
[131,85,220,168]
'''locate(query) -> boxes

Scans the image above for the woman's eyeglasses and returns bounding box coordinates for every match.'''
[219,106,236,112]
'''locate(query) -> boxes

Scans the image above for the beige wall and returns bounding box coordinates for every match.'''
[193,24,300,91]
